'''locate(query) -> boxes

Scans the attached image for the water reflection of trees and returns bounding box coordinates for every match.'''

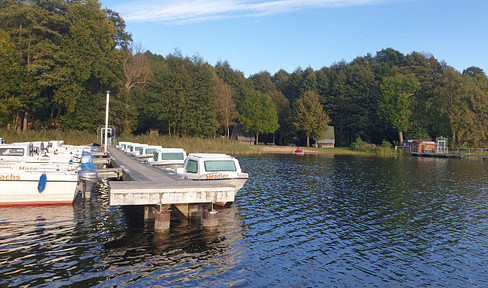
[101,204,246,286]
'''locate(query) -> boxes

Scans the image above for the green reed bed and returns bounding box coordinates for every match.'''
[350,138,405,156]
[0,129,97,145]
[119,135,259,155]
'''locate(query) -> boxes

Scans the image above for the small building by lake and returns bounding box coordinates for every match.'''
[232,125,255,145]
[403,139,436,153]
[316,126,335,148]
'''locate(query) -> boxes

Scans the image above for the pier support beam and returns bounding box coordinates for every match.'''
[174,203,203,219]
[144,205,158,221]
[202,209,218,229]
[189,204,202,218]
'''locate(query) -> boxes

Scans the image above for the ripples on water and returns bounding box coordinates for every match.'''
[0,155,487,287]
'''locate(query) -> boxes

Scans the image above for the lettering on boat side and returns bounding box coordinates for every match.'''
[19,166,38,171]
[0,174,21,180]
[205,174,228,180]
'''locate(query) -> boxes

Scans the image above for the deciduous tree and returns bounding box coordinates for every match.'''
[239,91,279,144]
[379,73,420,144]
[216,78,238,138]
[291,91,330,147]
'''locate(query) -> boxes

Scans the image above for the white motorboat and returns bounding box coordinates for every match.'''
[0,168,80,206]
[179,153,248,193]
[0,142,90,164]
[117,141,132,150]
[150,148,187,168]
[135,145,162,160]
[131,143,148,155]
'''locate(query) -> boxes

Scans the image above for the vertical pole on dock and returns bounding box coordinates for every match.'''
[104,90,110,153]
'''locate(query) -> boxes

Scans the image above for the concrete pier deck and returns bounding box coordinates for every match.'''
[107,147,237,206]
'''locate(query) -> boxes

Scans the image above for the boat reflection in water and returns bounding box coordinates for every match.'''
[0,189,246,287]
[0,205,76,273]
[102,204,246,286]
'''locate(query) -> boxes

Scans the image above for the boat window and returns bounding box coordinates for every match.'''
[162,153,184,160]
[0,148,24,156]
[154,152,159,161]
[204,160,236,172]
[186,160,198,173]
[135,147,143,154]
[146,148,157,155]
[121,144,126,149]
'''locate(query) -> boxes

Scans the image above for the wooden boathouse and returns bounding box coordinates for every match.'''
[106,147,238,232]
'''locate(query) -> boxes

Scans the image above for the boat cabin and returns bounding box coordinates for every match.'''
[150,148,187,168]
[131,143,149,156]
[118,142,132,150]
[403,139,436,153]
[140,145,163,156]
[48,140,65,152]
[0,143,35,160]
[180,153,246,180]
[124,143,138,153]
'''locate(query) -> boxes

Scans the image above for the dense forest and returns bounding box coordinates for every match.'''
[2,0,488,147]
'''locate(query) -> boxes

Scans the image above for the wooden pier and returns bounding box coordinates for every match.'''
[105,147,238,232]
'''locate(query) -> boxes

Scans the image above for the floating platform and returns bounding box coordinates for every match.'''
[412,152,488,159]
[107,147,237,206]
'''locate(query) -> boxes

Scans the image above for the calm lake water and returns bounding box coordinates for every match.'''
[1,154,487,287]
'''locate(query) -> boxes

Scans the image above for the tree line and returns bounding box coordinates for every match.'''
[1,1,488,148]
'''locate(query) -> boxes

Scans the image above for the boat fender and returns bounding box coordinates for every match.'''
[80,162,97,170]
[38,173,47,193]
[82,151,94,159]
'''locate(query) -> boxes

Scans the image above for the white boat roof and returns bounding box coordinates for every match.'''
[188,153,234,159]
[1,143,31,149]
[157,148,186,153]
[144,145,163,149]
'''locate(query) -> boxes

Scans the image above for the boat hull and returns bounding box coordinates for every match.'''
[0,173,79,206]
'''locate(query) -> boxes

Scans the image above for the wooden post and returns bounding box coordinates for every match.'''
[144,205,157,221]
[189,204,202,219]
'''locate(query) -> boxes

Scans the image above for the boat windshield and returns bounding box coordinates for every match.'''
[186,160,198,173]
[161,153,184,160]
[204,160,236,172]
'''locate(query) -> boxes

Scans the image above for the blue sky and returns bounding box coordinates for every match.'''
[99,0,488,76]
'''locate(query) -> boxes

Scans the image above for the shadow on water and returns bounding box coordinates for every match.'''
[0,154,487,287]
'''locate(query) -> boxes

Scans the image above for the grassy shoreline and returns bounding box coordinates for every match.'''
[0,129,403,156]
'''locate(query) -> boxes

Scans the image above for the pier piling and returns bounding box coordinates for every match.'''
[154,209,171,233]
[202,209,218,229]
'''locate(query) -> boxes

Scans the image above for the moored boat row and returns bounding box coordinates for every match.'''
[0,139,99,206]
[116,142,249,200]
